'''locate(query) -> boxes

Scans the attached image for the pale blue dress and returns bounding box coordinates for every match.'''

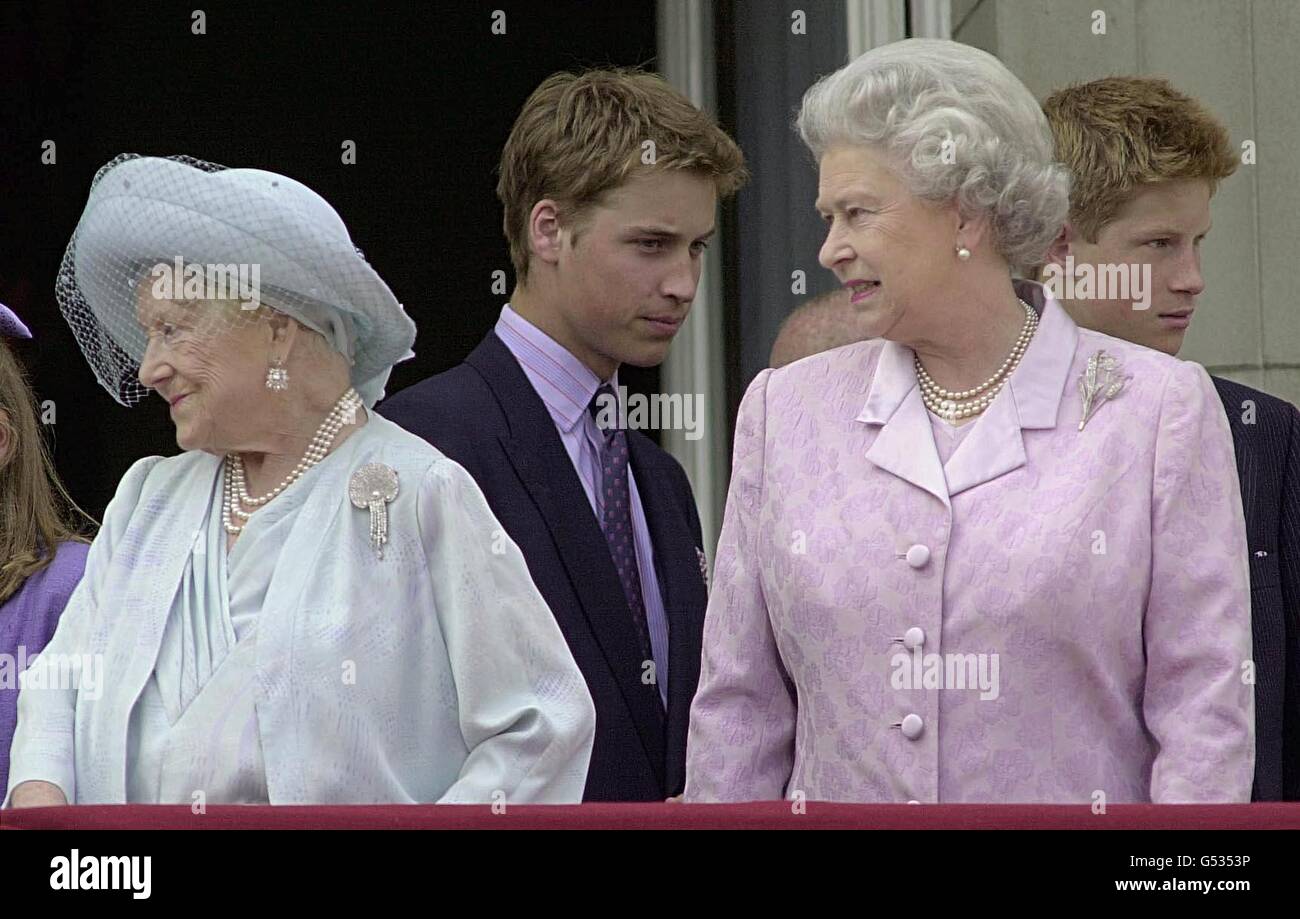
[6,411,596,806]
[127,438,340,803]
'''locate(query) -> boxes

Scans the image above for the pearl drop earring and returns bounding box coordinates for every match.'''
[956,245,972,261]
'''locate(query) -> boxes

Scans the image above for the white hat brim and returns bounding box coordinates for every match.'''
[70,156,415,399]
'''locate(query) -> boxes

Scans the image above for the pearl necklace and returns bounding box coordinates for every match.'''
[916,300,1038,421]
[222,387,363,535]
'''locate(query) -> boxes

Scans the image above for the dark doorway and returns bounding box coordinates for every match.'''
[0,0,658,517]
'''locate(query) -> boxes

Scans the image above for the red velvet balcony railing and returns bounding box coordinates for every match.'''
[4,802,1298,830]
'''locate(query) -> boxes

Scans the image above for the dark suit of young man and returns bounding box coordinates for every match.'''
[380,320,709,801]
[386,67,746,799]
[1212,377,1300,799]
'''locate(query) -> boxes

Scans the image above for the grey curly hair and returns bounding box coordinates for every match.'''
[796,38,1069,271]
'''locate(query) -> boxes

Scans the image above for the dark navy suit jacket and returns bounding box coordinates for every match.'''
[1213,377,1300,800]
[379,331,709,801]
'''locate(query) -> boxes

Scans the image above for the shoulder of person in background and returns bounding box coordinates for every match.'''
[1211,375,1296,430]
[769,287,871,369]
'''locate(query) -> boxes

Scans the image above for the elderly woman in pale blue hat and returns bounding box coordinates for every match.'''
[6,154,595,807]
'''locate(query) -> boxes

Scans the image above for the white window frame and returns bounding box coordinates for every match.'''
[657,0,728,554]
[656,0,950,555]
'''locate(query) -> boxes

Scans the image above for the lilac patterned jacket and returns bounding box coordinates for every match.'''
[685,292,1254,803]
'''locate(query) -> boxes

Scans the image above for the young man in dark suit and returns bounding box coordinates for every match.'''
[380,68,747,801]
[1043,76,1298,799]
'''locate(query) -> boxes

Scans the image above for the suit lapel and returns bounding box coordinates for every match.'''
[254,433,360,803]
[1215,383,1255,511]
[136,457,220,668]
[858,292,1078,501]
[101,454,219,799]
[857,341,950,506]
[468,334,668,786]
[627,433,706,794]
[947,294,1077,494]
[941,392,1028,497]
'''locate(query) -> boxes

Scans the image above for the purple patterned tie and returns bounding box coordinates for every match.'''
[589,384,653,662]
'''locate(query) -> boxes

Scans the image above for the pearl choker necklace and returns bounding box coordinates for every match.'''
[915,300,1038,422]
[222,387,364,535]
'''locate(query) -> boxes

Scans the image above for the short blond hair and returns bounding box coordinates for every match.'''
[1042,76,1238,242]
[497,68,748,282]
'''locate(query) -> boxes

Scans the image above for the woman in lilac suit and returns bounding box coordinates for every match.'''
[684,39,1254,803]
[0,303,92,793]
